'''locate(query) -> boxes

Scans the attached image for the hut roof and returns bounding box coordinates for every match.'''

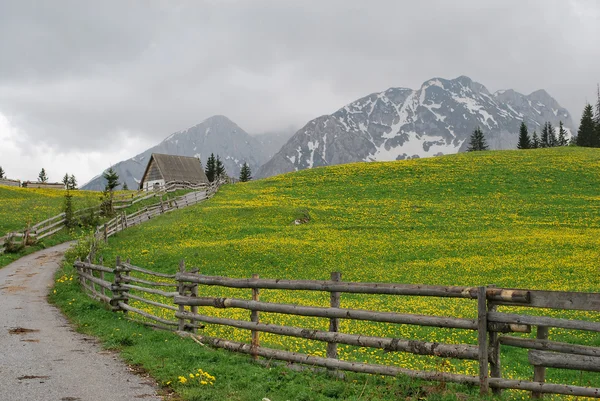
[141,153,209,186]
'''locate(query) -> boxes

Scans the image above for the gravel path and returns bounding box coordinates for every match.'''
[0,242,163,401]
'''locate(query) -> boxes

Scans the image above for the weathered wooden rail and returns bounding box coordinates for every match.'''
[73,257,600,399]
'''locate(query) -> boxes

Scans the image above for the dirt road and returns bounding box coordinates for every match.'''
[0,242,162,401]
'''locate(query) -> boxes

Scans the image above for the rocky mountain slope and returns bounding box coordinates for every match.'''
[257,76,574,178]
[83,115,268,190]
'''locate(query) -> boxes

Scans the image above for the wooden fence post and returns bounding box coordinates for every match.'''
[113,256,126,313]
[488,285,502,396]
[178,260,187,332]
[123,258,131,309]
[532,326,549,399]
[23,224,30,247]
[103,223,108,243]
[84,256,91,293]
[251,273,260,361]
[477,286,489,396]
[99,256,106,297]
[327,272,342,361]
[190,268,199,333]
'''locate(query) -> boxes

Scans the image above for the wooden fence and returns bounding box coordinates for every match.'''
[73,258,600,399]
[0,180,214,254]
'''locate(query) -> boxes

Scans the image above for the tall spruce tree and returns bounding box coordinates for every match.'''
[595,84,600,125]
[215,155,226,180]
[517,122,531,149]
[594,86,600,147]
[546,122,557,147]
[540,124,549,148]
[62,173,70,188]
[0,166,4,179]
[467,127,488,151]
[68,174,77,190]
[101,167,119,217]
[239,162,252,182]
[103,167,119,191]
[38,168,48,182]
[531,131,540,149]
[558,121,568,146]
[204,153,216,182]
[122,181,129,190]
[576,104,596,147]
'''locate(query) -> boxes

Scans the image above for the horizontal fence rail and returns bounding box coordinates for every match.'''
[73,257,600,399]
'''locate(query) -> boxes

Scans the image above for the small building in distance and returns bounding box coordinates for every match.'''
[139,153,209,191]
[21,181,65,189]
[0,178,21,187]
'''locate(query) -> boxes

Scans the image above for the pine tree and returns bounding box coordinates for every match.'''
[595,84,600,125]
[594,85,600,147]
[103,167,119,192]
[68,174,77,190]
[122,182,129,191]
[546,122,557,147]
[467,127,488,152]
[239,162,252,182]
[64,190,75,228]
[204,153,216,182]
[62,173,70,188]
[0,166,5,179]
[540,124,549,148]
[531,131,540,149]
[517,122,531,149]
[215,155,226,180]
[558,121,568,146]
[576,104,596,147]
[101,167,119,217]
[38,168,48,182]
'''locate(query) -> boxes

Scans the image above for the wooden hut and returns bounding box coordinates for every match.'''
[139,153,209,191]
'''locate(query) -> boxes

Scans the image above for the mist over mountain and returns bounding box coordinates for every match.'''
[82,115,276,190]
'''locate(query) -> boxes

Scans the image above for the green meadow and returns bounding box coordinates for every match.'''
[52,147,600,400]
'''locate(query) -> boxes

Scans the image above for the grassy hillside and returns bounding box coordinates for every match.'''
[60,147,600,399]
[0,186,100,234]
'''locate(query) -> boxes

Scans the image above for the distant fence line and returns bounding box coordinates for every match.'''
[73,256,600,399]
[0,180,216,254]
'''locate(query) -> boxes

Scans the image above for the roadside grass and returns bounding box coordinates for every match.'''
[55,147,600,400]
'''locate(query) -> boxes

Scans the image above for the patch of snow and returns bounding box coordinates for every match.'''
[506,104,523,117]
[370,131,464,161]
[337,116,350,131]
[205,127,211,135]
[288,155,296,164]
[134,177,140,184]
[553,108,558,116]
[307,140,320,169]
[163,132,177,142]
[423,102,447,122]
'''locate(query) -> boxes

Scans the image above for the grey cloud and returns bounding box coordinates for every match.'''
[0,0,598,154]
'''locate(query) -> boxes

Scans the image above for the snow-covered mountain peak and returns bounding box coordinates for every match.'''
[257,76,575,178]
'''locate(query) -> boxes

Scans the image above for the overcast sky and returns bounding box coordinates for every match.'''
[0,0,598,185]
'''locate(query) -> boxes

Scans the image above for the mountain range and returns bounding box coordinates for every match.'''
[256,76,575,177]
[82,76,574,189]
